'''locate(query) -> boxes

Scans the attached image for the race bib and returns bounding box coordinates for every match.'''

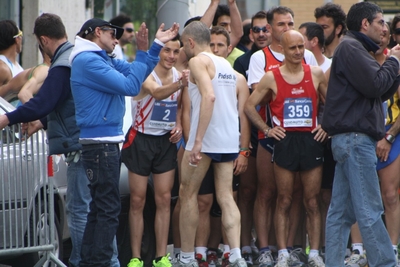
[283,97,312,128]
[149,100,177,130]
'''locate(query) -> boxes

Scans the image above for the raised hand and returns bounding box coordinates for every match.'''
[155,23,179,44]
[136,22,149,51]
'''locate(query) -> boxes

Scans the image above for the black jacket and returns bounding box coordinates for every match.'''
[322,31,400,140]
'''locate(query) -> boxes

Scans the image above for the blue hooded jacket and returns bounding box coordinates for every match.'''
[69,36,161,140]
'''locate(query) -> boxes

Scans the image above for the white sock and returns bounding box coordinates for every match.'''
[352,243,364,256]
[224,244,230,255]
[174,248,181,259]
[278,249,289,258]
[180,251,195,263]
[195,247,207,260]
[229,247,241,262]
[309,249,319,258]
[242,246,252,254]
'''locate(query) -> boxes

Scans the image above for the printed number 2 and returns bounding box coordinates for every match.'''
[163,109,170,121]
[288,105,310,118]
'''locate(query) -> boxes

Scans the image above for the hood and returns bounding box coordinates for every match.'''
[69,36,102,64]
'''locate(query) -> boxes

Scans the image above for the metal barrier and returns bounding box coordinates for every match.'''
[0,124,66,267]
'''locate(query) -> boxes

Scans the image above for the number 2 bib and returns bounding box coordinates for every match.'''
[283,97,312,128]
[149,100,177,130]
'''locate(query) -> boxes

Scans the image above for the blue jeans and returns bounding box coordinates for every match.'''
[325,133,396,267]
[66,157,120,267]
[79,144,121,267]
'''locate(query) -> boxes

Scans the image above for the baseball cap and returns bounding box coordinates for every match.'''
[78,18,124,39]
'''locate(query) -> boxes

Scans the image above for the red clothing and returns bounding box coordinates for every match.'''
[270,64,318,132]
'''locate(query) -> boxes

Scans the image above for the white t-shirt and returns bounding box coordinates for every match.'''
[319,55,332,73]
[247,47,318,87]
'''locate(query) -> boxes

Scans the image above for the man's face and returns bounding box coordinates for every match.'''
[119,22,135,46]
[298,27,312,50]
[250,18,271,49]
[217,15,231,34]
[281,33,305,64]
[392,21,400,45]
[159,40,180,69]
[268,13,294,43]
[181,35,194,60]
[366,13,385,45]
[210,33,231,58]
[98,27,119,53]
[316,16,336,46]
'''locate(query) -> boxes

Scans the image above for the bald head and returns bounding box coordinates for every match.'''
[279,30,305,64]
[280,30,304,47]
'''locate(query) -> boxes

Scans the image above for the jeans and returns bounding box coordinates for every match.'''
[66,157,120,267]
[79,144,121,267]
[325,133,396,267]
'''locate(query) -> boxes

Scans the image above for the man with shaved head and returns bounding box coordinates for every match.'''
[245,30,327,267]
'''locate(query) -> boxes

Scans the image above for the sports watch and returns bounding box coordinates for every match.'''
[239,148,251,158]
[385,133,395,144]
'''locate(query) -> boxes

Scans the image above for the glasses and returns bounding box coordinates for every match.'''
[124,27,134,33]
[13,30,23,39]
[372,19,385,27]
[252,26,268,33]
[101,27,117,39]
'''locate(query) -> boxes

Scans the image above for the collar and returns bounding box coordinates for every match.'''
[349,30,380,53]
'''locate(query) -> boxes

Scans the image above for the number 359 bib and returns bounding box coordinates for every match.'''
[149,100,177,130]
[283,97,312,128]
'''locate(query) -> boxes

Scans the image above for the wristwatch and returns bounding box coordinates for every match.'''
[239,149,251,158]
[385,133,395,144]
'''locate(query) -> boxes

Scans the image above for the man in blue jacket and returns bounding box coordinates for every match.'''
[69,18,179,267]
[322,2,400,267]
[0,13,121,267]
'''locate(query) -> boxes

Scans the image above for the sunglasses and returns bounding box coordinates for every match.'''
[124,27,134,33]
[101,27,117,38]
[13,30,23,39]
[394,28,400,35]
[252,26,268,33]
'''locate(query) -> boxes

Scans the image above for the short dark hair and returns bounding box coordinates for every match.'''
[346,2,383,32]
[212,4,230,26]
[109,14,132,27]
[0,20,19,51]
[391,14,400,34]
[34,13,66,40]
[266,6,294,25]
[299,22,325,49]
[239,23,251,46]
[314,3,347,37]
[251,10,268,28]
[210,26,231,46]
[184,16,202,28]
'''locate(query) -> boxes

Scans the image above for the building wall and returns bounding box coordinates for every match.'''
[21,0,86,69]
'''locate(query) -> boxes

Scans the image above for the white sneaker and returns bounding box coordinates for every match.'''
[274,254,289,267]
[308,255,325,267]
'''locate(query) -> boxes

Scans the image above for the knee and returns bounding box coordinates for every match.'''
[256,187,276,203]
[155,192,171,210]
[198,196,212,214]
[304,197,320,214]
[382,190,399,210]
[276,195,292,211]
[130,194,146,212]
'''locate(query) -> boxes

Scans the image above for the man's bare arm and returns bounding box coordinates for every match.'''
[312,66,328,103]
[236,72,250,150]
[244,72,274,133]
[200,0,220,27]
[227,0,243,48]
[0,68,30,99]
[19,65,49,104]
[181,84,191,143]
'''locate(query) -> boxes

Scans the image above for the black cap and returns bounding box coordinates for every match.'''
[78,18,124,39]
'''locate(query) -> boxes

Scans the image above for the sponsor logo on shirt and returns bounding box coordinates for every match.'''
[291,87,305,95]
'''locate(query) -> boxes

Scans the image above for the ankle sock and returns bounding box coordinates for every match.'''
[309,249,319,258]
[259,246,270,253]
[180,251,194,263]
[352,243,364,256]
[242,246,251,254]
[195,247,207,260]
[229,247,241,262]
[278,249,289,258]
[174,248,181,259]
